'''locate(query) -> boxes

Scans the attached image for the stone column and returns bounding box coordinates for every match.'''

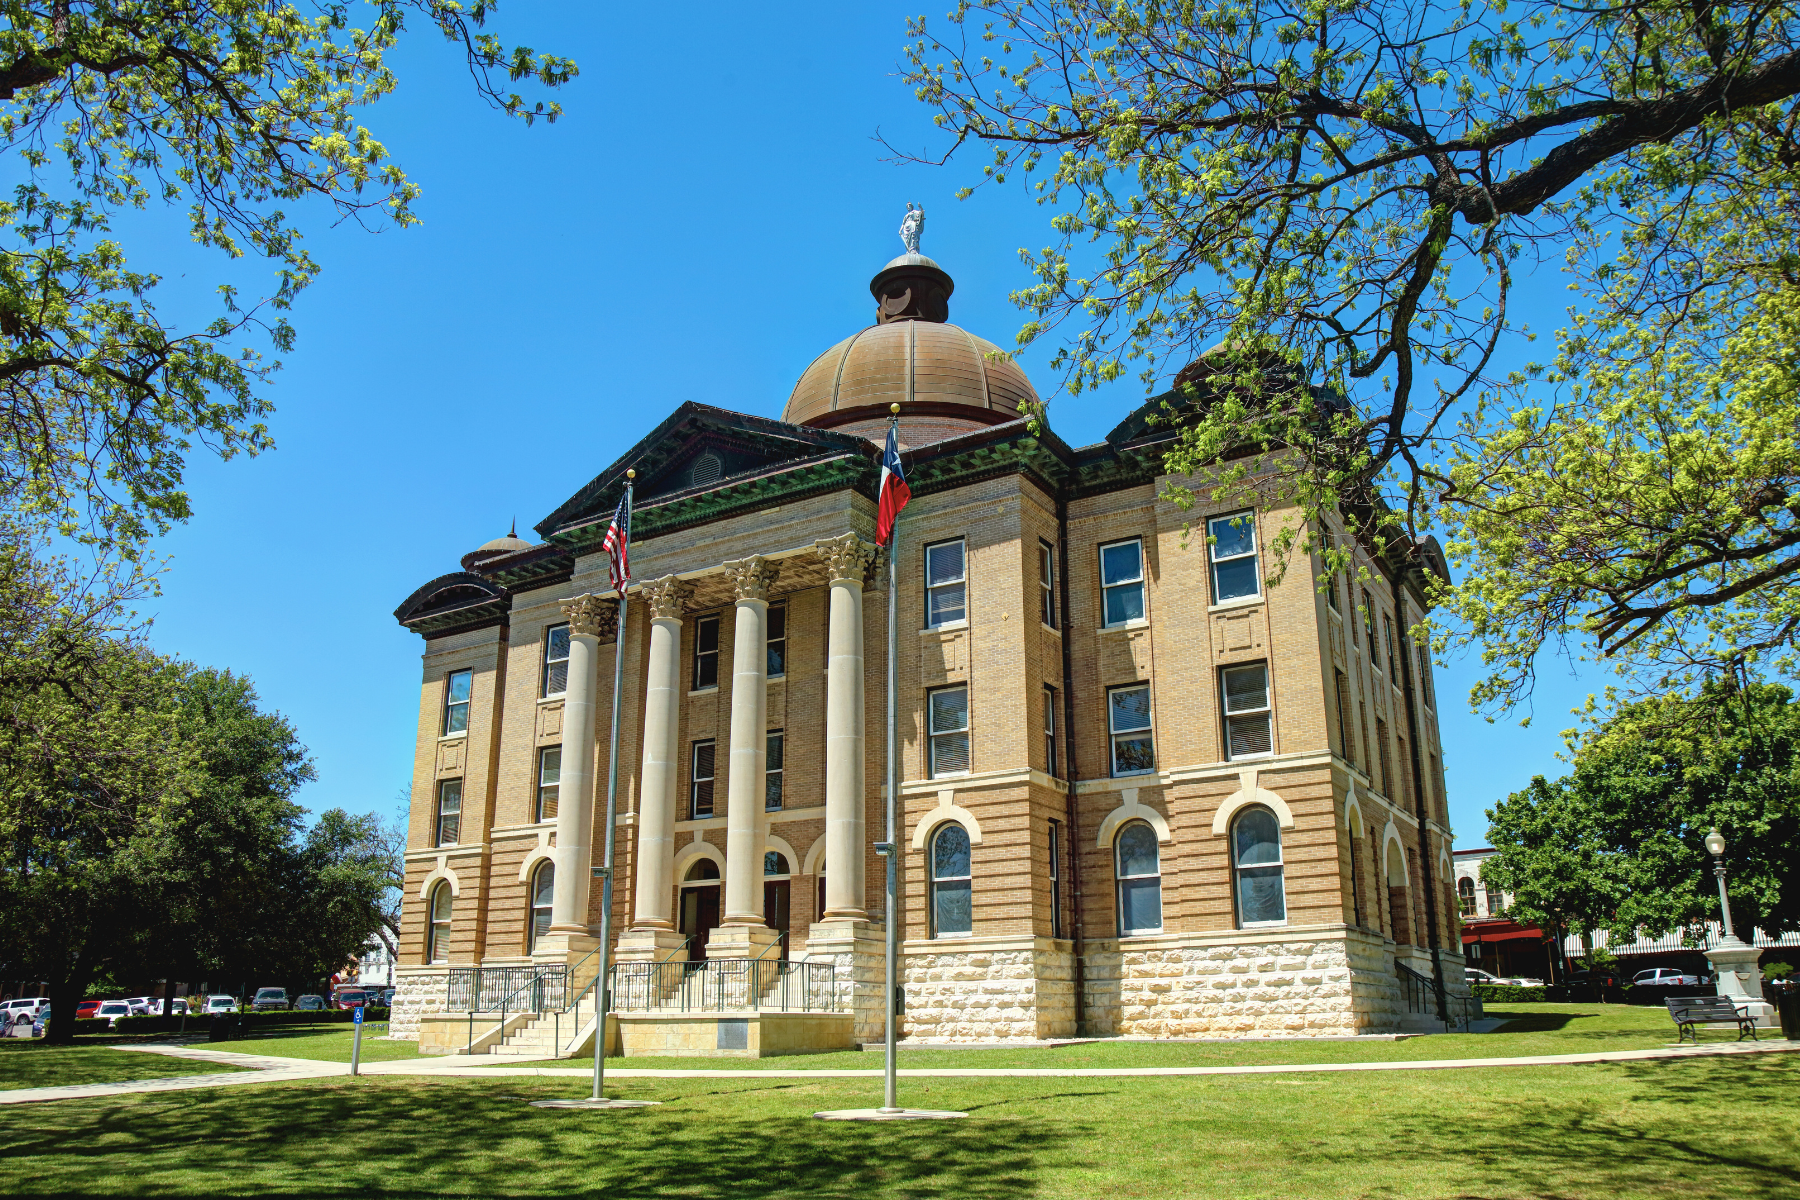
[547,594,613,942]
[815,534,876,919]
[629,575,691,932]
[720,555,778,928]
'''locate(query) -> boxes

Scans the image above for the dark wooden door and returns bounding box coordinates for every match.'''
[680,885,721,959]
[763,880,791,959]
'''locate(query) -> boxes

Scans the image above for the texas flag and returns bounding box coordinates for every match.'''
[876,423,911,546]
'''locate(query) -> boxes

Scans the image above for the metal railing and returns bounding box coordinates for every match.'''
[446,965,568,1014]
[1397,961,1484,1031]
[609,959,838,1013]
[1398,961,1434,1015]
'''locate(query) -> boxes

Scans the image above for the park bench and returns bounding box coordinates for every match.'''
[1664,996,1759,1043]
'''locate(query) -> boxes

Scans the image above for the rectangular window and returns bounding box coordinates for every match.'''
[1048,819,1063,939]
[1427,752,1441,822]
[1043,685,1059,778]
[1417,642,1434,707]
[1108,684,1155,775]
[542,624,570,697]
[1376,717,1392,797]
[1334,670,1354,765]
[1358,699,1370,768]
[690,740,716,818]
[766,604,787,678]
[925,539,967,627]
[535,746,561,823]
[1363,592,1377,655]
[1209,511,1260,602]
[1039,540,1058,628]
[1100,538,1146,626]
[928,685,971,776]
[1326,571,1341,612]
[435,779,462,846]
[1397,733,1415,809]
[1383,614,1397,680]
[1222,663,1272,758]
[765,731,784,811]
[442,669,472,735]
[693,615,720,690]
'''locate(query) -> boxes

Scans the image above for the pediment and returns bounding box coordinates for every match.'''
[394,572,510,635]
[535,402,870,544]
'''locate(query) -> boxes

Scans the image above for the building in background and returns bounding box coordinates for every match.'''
[388,230,1467,1052]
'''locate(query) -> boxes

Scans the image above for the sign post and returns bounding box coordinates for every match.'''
[350,1005,364,1077]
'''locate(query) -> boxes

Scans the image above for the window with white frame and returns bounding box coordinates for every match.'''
[542,624,570,697]
[925,539,967,627]
[766,604,787,677]
[535,746,561,822]
[528,861,555,951]
[434,779,462,846]
[1208,511,1260,602]
[1043,685,1059,777]
[428,882,453,964]
[442,669,471,735]
[1115,820,1163,935]
[930,823,973,936]
[1457,877,1477,918]
[1231,806,1287,926]
[765,731,784,811]
[1222,663,1272,758]
[1108,684,1155,775]
[1039,540,1058,628]
[928,686,970,776]
[690,740,716,818]
[1100,538,1145,626]
[693,615,720,689]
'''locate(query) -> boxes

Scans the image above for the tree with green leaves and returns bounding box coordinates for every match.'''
[0,2,573,556]
[902,0,1800,706]
[1482,681,1800,945]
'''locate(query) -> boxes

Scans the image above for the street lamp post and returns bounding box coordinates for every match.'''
[1700,827,1773,1028]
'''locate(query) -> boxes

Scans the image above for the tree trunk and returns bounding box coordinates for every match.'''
[44,966,91,1045]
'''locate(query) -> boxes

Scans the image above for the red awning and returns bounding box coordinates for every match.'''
[1463,925,1548,946]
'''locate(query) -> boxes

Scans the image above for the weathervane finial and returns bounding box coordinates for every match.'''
[899,202,925,254]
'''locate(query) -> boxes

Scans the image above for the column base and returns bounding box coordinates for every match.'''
[615,928,689,964]
[806,919,886,1044]
[707,924,781,957]
[531,933,599,960]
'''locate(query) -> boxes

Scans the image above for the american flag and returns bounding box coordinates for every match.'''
[876,423,911,546]
[602,489,631,593]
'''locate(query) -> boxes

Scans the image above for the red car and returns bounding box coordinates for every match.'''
[76,1000,102,1020]
[332,989,373,1010]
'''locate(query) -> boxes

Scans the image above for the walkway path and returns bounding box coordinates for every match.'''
[1,1038,1793,1106]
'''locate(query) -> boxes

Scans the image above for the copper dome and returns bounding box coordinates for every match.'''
[781,251,1037,439]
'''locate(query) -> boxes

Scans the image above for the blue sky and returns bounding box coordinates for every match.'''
[122,3,1601,847]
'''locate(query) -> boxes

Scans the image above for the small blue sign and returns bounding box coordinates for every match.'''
[353,1006,363,1025]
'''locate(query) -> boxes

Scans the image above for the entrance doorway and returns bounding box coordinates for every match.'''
[764,851,791,959]
[679,858,722,959]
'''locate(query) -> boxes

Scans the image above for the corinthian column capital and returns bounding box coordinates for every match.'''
[723,554,778,603]
[811,533,878,584]
[637,574,692,622]
[560,593,617,639]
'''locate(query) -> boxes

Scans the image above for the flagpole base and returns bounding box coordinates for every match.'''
[813,1108,968,1121]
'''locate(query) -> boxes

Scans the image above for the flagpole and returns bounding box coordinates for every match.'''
[882,404,901,1114]
[593,468,633,1101]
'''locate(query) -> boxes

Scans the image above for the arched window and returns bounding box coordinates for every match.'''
[1231,807,1286,927]
[1114,820,1162,935]
[764,851,790,877]
[930,824,972,936]
[427,882,453,964]
[1457,876,1477,917]
[528,862,555,952]
[685,858,720,883]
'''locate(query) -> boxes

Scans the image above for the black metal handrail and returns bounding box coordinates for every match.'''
[1397,961,1433,1015]
[609,959,838,1013]
[446,965,568,1014]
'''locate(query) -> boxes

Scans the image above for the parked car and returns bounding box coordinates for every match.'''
[332,989,374,1010]
[292,994,327,1012]
[379,988,396,1007]
[1632,967,1711,989]
[203,994,240,1015]
[168,998,190,1017]
[1465,967,1545,987]
[1564,969,1620,990]
[31,1007,49,1037]
[125,996,160,1015]
[2,997,48,1026]
[251,988,290,1012]
[95,1001,134,1028]
[75,1000,102,1020]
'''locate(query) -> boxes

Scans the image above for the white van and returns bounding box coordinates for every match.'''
[203,994,239,1014]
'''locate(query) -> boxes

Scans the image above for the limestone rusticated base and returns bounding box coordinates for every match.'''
[616,1012,856,1057]
[804,919,886,1044]
[388,967,451,1040]
[1082,926,1412,1038]
[899,936,1077,1042]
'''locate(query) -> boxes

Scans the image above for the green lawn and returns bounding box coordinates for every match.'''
[228,1023,425,1063]
[465,1003,1706,1071]
[0,1053,1792,1197]
[0,1042,244,1091]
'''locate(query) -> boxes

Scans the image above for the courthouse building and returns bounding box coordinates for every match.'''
[389,238,1467,1053]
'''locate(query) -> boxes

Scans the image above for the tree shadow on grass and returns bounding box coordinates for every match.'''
[0,1075,1084,1199]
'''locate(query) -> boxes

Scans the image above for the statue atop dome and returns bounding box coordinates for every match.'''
[899,202,925,254]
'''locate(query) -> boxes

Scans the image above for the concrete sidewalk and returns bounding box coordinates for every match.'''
[0,1037,1793,1106]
